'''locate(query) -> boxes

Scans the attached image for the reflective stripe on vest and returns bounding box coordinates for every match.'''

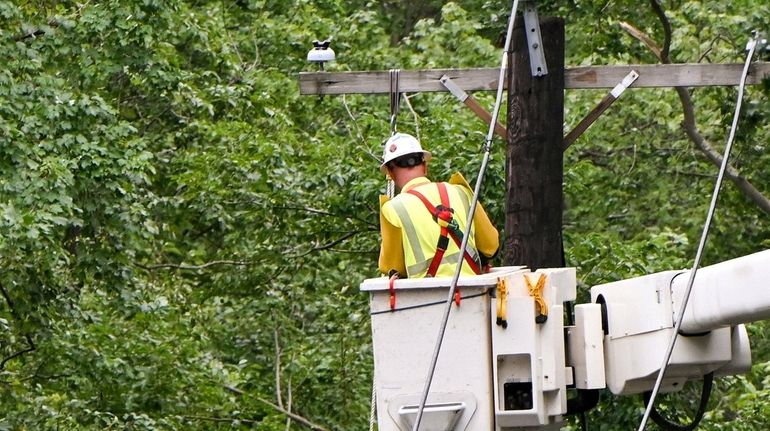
[391,199,426,265]
[407,250,467,277]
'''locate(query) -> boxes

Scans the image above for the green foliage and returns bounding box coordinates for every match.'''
[1,1,769,430]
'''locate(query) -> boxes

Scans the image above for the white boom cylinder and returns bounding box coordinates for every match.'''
[672,249,770,334]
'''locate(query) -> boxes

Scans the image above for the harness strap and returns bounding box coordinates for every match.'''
[423,187,450,278]
[439,182,463,306]
[407,183,482,278]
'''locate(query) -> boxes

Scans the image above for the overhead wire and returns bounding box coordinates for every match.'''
[410,1,520,429]
[637,32,761,431]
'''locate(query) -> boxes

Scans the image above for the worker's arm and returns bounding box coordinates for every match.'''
[378,195,407,276]
[449,172,500,258]
[471,201,499,258]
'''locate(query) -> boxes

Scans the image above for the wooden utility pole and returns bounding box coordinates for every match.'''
[505,17,565,270]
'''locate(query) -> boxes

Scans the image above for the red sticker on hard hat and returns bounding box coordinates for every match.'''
[389,144,397,153]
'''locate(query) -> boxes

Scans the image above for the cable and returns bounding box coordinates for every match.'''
[386,69,401,198]
[369,377,377,431]
[410,1,521,429]
[389,69,400,135]
[637,33,760,431]
[370,290,490,316]
[642,373,713,431]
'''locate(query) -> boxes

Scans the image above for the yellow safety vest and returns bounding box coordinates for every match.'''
[381,178,481,278]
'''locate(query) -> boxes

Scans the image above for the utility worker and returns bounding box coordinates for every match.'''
[378,133,499,278]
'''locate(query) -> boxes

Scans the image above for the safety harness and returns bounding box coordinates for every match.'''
[407,182,482,278]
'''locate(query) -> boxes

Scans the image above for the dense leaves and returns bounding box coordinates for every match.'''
[0,0,768,430]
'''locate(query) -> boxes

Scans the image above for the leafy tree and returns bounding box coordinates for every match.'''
[0,1,768,430]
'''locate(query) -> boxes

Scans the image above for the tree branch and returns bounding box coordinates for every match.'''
[403,93,421,141]
[649,0,671,62]
[285,369,294,431]
[18,373,72,382]
[0,282,36,370]
[289,230,360,258]
[0,335,36,371]
[273,323,284,410]
[183,415,258,425]
[15,29,46,41]
[271,205,378,229]
[676,87,770,214]
[140,229,366,271]
[620,7,770,216]
[273,323,296,430]
[618,21,661,60]
[223,385,331,431]
[135,260,256,271]
[14,1,91,42]
[698,34,735,63]
[341,95,379,164]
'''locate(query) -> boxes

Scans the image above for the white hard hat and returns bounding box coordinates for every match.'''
[379,133,432,174]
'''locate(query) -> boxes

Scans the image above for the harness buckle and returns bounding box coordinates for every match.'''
[436,235,450,251]
[433,205,454,225]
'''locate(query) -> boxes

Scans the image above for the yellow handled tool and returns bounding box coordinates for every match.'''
[496,278,508,328]
[525,273,548,324]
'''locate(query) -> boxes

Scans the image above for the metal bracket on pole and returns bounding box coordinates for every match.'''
[563,70,639,150]
[523,1,548,76]
[440,75,507,140]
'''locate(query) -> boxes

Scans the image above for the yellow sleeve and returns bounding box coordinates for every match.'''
[448,172,500,258]
[472,201,500,258]
[378,195,406,276]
